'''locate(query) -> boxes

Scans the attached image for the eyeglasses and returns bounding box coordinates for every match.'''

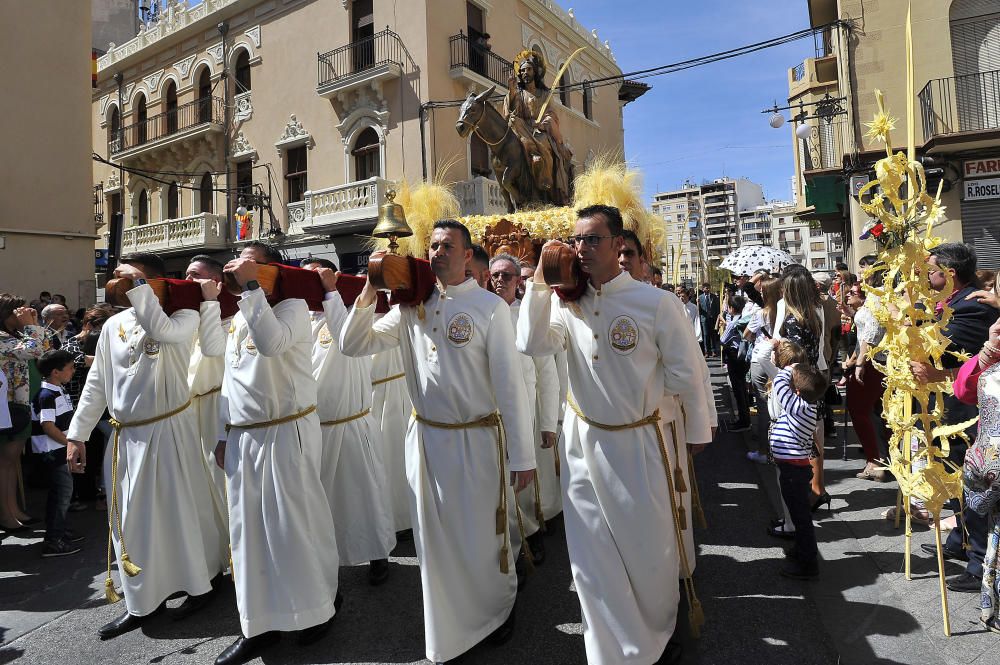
[491,272,517,282]
[567,234,615,247]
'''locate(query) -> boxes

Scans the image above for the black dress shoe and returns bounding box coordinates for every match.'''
[920,542,968,562]
[171,589,215,621]
[368,558,390,586]
[215,632,280,665]
[767,524,795,540]
[946,571,982,593]
[486,608,515,646]
[656,639,684,665]
[396,528,414,542]
[98,604,164,639]
[526,531,546,566]
[297,593,343,646]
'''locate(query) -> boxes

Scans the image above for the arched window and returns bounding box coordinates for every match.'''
[198,68,212,123]
[137,189,148,226]
[108,106,121,152]
[559,67,571,109]
[199,173,213,213]
[352,127,380,181]
[583,80,593,120]
[165,81,178,133]
[135,94,148,145]
[235,49,251,93]
[167,182,179,219]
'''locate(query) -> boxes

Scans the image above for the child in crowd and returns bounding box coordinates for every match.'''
[31,349,85,558]
[768,344,827,579]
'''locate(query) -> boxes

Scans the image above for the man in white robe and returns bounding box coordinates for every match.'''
[184,255,231,572]
[212,243,340,665]
[619,232,718,572]
[489,253,560,565]
[371,340,412,534]
[66,254,223,639]
[302,258,395,585]
[518,206,712,665]
[341,220,535,665]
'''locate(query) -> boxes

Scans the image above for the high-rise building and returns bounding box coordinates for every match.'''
[91,0,648,277]
[785,0,1000,269]
[652,177,765,284]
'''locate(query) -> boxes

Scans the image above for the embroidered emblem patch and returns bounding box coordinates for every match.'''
[609,315,639,355]
[143,339,161,356]
[318,326,333,348]
[446,312,474,347]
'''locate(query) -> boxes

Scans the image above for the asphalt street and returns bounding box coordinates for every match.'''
[2,366,999,664]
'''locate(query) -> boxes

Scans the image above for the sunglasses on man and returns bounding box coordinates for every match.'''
[567,234,616,247]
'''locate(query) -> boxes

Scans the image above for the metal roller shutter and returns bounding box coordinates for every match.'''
[959,197,1000,270]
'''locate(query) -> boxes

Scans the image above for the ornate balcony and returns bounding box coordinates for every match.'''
[110,96,225,161]
[457,177,507,216]
[316,28,404,101]
[119,213,228,255]
[448,32,513,89]
[285,177,393,236]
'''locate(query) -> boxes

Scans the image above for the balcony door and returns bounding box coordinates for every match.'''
[198,68,212,123]
[950,5,1000,132]
[136,94,147,145]
[351,0,375,72]
[165,81,178,134]
[467,2,486,76]
[352,127,380,181]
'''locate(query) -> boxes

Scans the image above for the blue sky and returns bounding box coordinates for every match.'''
[567,0,812,203]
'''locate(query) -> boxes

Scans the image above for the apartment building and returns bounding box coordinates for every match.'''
[652,177,765,284]
[91,0,645,276]
[786,0,1000,269]
[740,201,844,273]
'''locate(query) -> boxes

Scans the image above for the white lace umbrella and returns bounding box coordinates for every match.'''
[719,245,796,275]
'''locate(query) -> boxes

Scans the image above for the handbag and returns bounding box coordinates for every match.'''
[0,403,31,437]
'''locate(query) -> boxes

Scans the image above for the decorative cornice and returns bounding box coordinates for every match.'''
[275,114,313,155]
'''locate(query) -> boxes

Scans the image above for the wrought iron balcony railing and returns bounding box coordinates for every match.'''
[317,27,405,89]
[109,96,224,155]
[449,32,514,87]
[919,68,1000,139]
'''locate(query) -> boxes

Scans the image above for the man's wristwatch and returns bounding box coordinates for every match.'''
[243,280,260,292]
[134,278,147,287]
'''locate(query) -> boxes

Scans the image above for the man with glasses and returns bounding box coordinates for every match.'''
[342,220,535,665]
[518,205,712,665]
[490,252,560,566]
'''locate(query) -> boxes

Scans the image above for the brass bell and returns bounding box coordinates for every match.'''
[372,189,413,254]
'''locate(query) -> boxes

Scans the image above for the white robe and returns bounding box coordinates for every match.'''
[66,284,223,616]
[517,272,712,665]
[371,335,412,532]
[510,301,561,536]
[219,290,339,638]
[662,291,717,572]
[341,278,535,664]
[187,301,230,568]
[311,292,396,565]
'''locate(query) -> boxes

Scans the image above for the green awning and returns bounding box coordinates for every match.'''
[804,174,846,215]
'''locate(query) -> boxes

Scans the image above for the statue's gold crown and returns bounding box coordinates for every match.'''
[513,48,546,75]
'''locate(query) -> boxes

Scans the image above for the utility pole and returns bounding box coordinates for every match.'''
[107,71,126,280]
[219,21,231,234]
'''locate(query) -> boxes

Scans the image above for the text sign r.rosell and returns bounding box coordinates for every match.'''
[963,177,1000,201]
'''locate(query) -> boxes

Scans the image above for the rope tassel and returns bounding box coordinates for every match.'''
[105,578,123,604]
[674,466,688,494]
[688,596,705,638]
[677,505,688,531]
[120,554,142,577]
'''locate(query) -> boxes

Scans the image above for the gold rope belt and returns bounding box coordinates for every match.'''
[412,410,533,574]
[566,395,704,638]
[372,372,405,386]
[225,404,317,433]
[192,385,222,400]
[321,407,371,427]
[104,399,192,604]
